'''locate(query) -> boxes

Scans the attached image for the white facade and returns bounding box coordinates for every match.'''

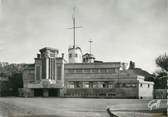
[68,47,83,63]
[137,76,154,99]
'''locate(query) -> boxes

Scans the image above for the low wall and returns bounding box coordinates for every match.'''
[64,88,138,98]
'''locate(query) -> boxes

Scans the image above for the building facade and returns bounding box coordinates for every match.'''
[64,63,153,99]
[22,47,154,99]
[23,47,65,97]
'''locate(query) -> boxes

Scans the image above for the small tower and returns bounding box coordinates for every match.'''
[83,39,95,63]
[35,47,59,81]
[83,53,95,63]
[68,7,83,63]
[68,46,83,63]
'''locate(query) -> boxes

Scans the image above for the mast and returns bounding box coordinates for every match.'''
[89,39,93,55]
[72,7,76,48]
[67,7,82,48]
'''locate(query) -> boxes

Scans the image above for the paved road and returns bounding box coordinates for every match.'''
[0,98,167,117]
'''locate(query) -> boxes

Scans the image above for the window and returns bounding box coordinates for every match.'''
[148,84,150,88]
[69,54,72,58]
[132,84,136,87]
[140,83,143,87]
[76,69,82,73]
[83,69,90,73]
[108,82,113,88]
[92,68,98,73]
[36,66,40,80]
[108,93,116,96]
[75,54,78,57]
[57,65,62,80]
[69,82,74,88]
[107,68,115,73]
[83,82,89,88]
[122,83,126,87]
[68,69,75,73]
[100,68,107,73]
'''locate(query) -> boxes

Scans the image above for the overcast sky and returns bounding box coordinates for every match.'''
[0,0,167,73]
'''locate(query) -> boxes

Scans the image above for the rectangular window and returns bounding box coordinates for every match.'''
[107,68,115,73]
[92,68,98,73]
[100,68,106,73]
[69,82,74,88]
[83,82,89,88]
[69,54,72,58]
[76,69,82,73]
[108,82,113,88]
[83,69,90,73]
[68,69,75,73]
[122,83,126,87]
[57,65,62,80]
[42,59,46,79]
[36,66,40,80]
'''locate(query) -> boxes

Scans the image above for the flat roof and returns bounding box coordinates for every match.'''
[40,47,59,53]
[65,62,121,65]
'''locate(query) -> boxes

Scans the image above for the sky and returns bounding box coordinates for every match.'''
[0,0,167,73]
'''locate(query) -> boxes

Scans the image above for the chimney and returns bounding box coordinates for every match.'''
[129,61,135,69]
[37,54,41,58]
[62,53,64,58]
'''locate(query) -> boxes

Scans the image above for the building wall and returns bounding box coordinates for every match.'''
[64,62,144,98]
[22,48,154,98]
[22,48,65,97]
[138,82,154,99]
[22,69,35,88]
[64,88,138,98]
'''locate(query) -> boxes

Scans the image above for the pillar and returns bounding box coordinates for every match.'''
[89,82,93,88]
[46,58,49,79]
[43,89,49,97]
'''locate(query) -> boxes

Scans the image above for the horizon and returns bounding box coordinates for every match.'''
[0,0,167,73]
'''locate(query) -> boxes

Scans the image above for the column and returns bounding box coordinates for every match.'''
[46,58,49,79]
[89,82,93,88]
[43,89,49,97]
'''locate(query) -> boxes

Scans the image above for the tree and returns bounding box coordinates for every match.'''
[8,73,23,96]
[154,54,168,89]
[156,53,168,72]
[153,71,167,89]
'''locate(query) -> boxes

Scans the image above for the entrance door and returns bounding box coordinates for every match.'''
[34,89,43,97]
[48,88,60,97]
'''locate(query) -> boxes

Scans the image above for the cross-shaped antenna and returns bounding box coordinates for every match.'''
[89,39,93,55]
[67,7,82,48]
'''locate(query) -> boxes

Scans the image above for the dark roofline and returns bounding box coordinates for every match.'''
[65,62,121,65]
[40,47,59,53]
[68,46,82,52]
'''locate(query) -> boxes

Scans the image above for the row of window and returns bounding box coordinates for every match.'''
[66,68,117,73]
[67,82,137,88]
[65,93,116,97]
[69,54,82,58]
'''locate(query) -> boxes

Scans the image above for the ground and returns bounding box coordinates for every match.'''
[0,98,167,117]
